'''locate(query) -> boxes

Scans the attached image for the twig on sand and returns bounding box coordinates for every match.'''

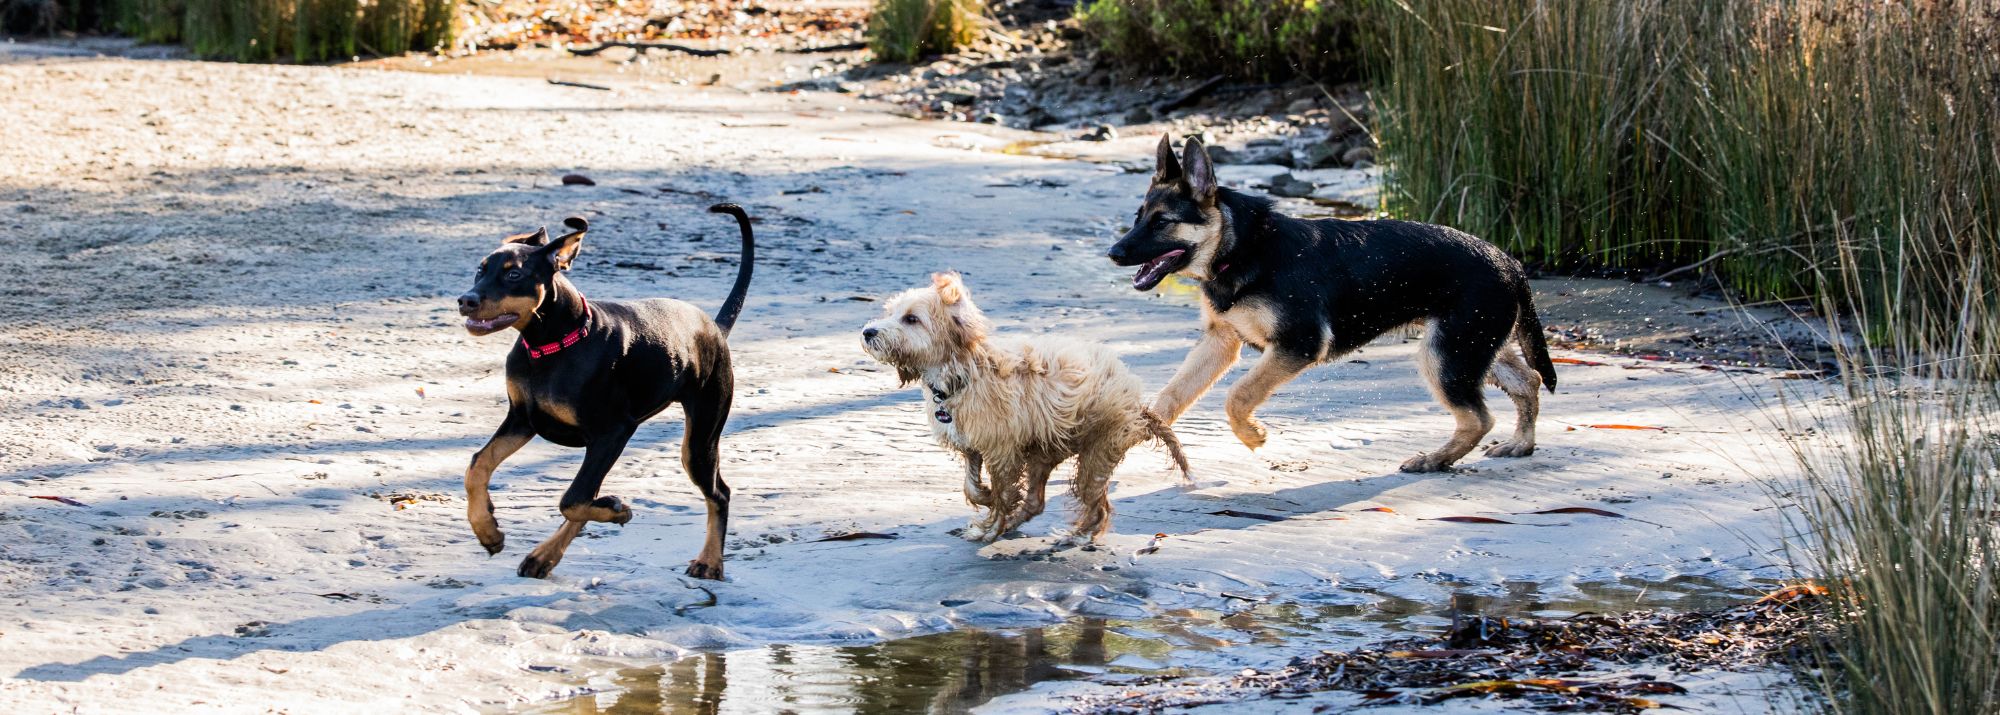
[782,41,868,54]
[568,41,732,58]
[546,78,612,91]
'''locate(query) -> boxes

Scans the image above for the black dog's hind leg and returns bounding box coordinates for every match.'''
[519,426,638,579]
[680,385,733,580]
[1403,313,1508,472]
[466,409,533,555]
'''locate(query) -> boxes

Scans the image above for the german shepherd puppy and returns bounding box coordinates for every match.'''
[1107,136,1557,472]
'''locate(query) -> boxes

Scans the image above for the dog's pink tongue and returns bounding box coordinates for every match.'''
[1132,249,1186,290]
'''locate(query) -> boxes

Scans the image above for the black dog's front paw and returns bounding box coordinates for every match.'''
[597,496,633,525]
[684,559,724,580]
[518,553,560,579]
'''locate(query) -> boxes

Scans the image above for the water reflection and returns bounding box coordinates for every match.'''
[541,619,1171,715]
[535,577,1764,714]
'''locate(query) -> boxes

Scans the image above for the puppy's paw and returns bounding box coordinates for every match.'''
[1484,440,1535,458]
[684,559,725,581]
[517,552,560,579]
[1230,416,1269,451]
[1399,452,1456,473]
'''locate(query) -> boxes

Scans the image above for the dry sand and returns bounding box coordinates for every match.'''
[0,41,1828,712]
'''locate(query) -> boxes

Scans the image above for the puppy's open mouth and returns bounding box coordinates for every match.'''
[463,313,520,335]
[1131,249,1189,291]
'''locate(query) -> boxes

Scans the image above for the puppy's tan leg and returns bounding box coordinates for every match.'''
[959,449,992,507]
[465,412,532,555]
[1484,344,1541,458]
[1401,333,1496,472]
[1151,329,1242,425]
[1225,351,1311,450]
[518,519,585,579]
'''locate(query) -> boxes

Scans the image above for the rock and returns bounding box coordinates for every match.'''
[1287,97,1318,114]
[1210,142,1293,167]
[1082,123,1117,142]
[560,173,596,186]
[1293,142,1344,169]
[1269,173,1317,198]
[1123,105,1153,124]
[1341,146,1377,167]
[936,86,980,105]
[978,113,1004,125]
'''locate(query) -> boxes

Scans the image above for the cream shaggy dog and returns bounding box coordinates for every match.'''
[861,272,1191,543]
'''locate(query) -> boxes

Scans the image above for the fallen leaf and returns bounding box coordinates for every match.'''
[811,531,899,542]
[307,399,322,404]
[28,495,86,507]
[1588,424,1668,431]
[1428,516,1518,524]
[1524,507,1625,518]
[414,387,426,399]
[1208,509,1284,522]
[1361,506,1396,513]
[1550,357,1608,366]
[1757,582,1829,604]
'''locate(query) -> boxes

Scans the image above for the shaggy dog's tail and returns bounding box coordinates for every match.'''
[1141,408,1193,483]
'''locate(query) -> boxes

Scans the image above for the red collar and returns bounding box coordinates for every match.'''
[523,301,591,359]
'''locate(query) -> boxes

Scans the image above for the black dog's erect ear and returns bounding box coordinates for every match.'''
[504,227,549,246]
[1182,137,1218,203]
[1153,134,1182,183]
[541,218,587,271]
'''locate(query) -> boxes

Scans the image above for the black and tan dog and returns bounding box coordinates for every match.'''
[456,205,754,579]
[1107,137,1557,473]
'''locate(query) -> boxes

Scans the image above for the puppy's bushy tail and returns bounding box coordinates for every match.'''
[1141,408,1193,483]
[708,203,755,334]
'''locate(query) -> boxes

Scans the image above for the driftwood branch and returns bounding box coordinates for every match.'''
[1153,74,1226,114]
[568,41,732,58]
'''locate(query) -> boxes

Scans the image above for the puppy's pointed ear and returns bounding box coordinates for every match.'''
[541,221,586,271]
[1153,134,1182,183]
[1182,137,1218,203]
[931,271,968,306]
[505,227,548,246]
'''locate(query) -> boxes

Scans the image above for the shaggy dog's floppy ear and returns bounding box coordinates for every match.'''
[931,271,968,305]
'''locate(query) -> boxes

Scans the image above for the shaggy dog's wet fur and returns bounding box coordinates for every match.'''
[861,273,1190,543]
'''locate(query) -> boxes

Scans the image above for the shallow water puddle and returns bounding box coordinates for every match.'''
[530,577,1759,714]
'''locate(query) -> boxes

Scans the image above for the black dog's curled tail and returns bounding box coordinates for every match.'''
[1141,408,1193,484]
[1514,282,1558,393]
[707,203,755,335]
